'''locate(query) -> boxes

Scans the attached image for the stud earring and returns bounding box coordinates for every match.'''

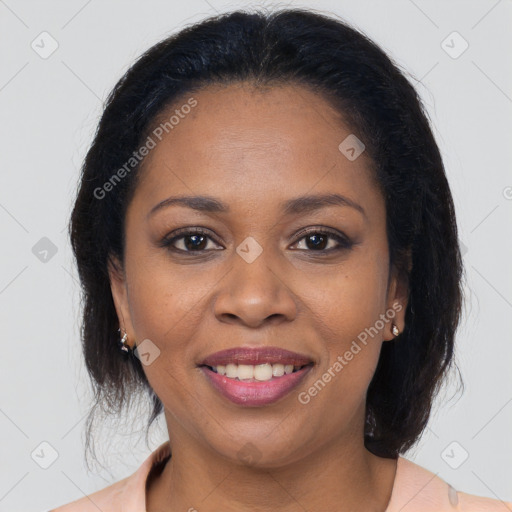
[391,323,400,337]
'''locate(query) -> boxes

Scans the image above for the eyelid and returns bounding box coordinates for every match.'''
[159,226,222,249]
[293,226,348,242]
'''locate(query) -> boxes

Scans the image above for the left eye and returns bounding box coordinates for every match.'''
[292,229,352,252]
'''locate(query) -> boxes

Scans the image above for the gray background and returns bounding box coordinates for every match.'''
[0,0,511,510]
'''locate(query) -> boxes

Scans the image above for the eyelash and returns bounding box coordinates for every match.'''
[159,226,353,255]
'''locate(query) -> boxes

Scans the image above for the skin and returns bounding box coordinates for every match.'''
[109,82,409,512]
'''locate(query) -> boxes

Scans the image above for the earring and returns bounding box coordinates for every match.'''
[118,327,131,353]
[391,323,400,337]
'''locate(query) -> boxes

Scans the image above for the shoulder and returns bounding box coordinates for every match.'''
[457,490,512,511]
[49,441,172,512]
[49,475,130,512]
[387,456,512,512]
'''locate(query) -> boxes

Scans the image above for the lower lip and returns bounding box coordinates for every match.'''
[199,365,313,407]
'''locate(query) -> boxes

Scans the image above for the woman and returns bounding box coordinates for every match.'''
[48,7,510,512]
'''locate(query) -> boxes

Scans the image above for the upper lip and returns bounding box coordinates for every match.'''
[199,346,314,367]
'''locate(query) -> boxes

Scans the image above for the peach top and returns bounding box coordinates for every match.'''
[48,440,511,511]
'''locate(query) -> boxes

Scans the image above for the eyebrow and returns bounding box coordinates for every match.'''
[147,193,367,220]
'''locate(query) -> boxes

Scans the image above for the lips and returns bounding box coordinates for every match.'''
[200,364,313,406]
[197,346,315,406]
[199,346,314,367]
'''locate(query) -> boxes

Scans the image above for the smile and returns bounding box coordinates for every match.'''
[208,362,309,381]
[199,362,314,407]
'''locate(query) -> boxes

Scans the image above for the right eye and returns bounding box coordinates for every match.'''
[160,227,224,253]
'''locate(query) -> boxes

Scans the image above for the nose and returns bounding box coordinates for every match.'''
[213,248,298,329]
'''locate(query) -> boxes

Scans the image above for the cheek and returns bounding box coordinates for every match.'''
[123,250,214,378]
[305,255,388,398]
[306,257,389,344]
[124,257,206,417]
[125,245,212,331]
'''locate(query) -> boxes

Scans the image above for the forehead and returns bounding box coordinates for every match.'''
[133,82,380,214]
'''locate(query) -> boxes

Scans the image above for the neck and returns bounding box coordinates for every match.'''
[146,421,397,512]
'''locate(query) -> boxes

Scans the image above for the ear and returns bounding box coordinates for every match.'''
[108,255,136,349]
[384,254,411,342]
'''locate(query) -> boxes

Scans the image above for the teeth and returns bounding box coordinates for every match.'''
[272,364,285,377]
[254,364,272,381]
[238,364,254,380]
[211,363,305,381]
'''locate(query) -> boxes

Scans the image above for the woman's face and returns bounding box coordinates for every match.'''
[110,82,408,466]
